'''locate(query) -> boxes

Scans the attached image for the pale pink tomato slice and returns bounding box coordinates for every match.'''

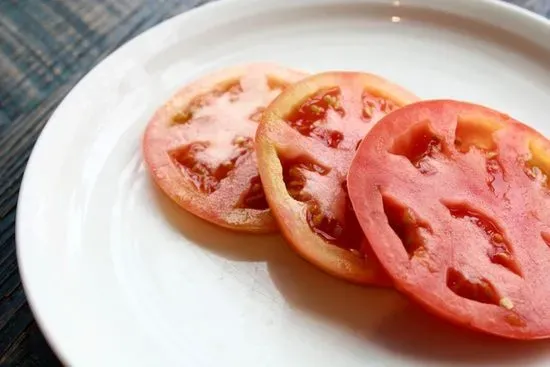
[143,63,307,232]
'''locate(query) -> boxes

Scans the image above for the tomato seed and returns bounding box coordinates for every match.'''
[172,110,192,124]
[504,313,527,327]
[500,297,514,310]
[382,194,429,258]
[310,105,325,114]
[323,94,340,109]
[234,136,247,145]
[362,94,397,122]
[486,151,498,159]
[363,105,373,119]
[349,248,362,257]
[402,208,416,225]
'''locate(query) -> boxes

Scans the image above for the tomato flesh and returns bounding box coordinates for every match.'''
[286,88,345,148]
[348,99,550,339]
[382,195,430,258]
[281,158,363,252]
[282,88,401,252]
[256,72,420,284]
[237,175,269,210]
[143,63,306,232]
[170,138,252,195]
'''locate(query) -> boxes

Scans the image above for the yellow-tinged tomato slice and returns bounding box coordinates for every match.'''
[256,71,420,284]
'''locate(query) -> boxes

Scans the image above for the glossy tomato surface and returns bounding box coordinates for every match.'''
[143,63,307,232]
[349,100,550,339]
[256,71,419,284]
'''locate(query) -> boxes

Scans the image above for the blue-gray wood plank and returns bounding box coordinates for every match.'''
[0,0,547,365]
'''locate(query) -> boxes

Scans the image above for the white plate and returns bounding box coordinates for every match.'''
[16,0,550,365]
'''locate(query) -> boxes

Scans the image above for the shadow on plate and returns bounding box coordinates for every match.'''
[154,187,550,365]
[266,249,550,365]
[154,187,282,262]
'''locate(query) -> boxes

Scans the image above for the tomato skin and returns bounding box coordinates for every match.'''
[349,99,550,339]
[256,71,420,285]
[143,63,307,233]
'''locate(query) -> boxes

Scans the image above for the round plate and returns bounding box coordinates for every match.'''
[17,0,550,365]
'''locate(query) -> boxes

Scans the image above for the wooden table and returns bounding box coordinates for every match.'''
[0,0,548,365]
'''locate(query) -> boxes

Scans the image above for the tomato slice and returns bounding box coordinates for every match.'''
[349,100,550,339]
[143,63,307,232]
[255,72,420,284]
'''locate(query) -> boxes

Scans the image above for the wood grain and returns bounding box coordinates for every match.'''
[0,0,546,365]
[0,1,210,365]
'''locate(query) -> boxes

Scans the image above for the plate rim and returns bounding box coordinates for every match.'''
[15,0,550,365]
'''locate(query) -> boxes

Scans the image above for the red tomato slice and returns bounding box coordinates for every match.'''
[143,63,307,232]
[349,100,550,339]
[256,72,420,285]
